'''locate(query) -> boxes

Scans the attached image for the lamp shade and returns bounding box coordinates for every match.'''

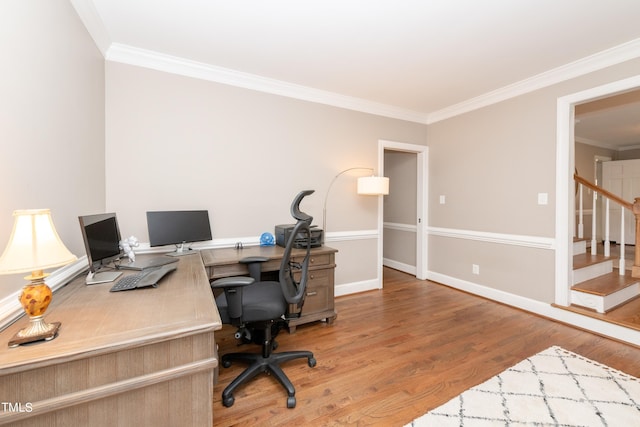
[0,209,76,275]
[357,176,389,195]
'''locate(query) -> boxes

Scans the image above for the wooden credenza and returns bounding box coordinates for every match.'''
[200,245,337,332]
[0,253,221,427]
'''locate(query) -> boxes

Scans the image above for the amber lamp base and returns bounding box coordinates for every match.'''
[8,272,61,348]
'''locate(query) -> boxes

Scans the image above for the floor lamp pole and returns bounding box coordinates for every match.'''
[322,167,374,234]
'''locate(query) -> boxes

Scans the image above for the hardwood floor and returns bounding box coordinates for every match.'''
[212,267,640,426]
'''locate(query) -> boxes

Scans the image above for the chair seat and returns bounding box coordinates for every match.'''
[216,281,286,323]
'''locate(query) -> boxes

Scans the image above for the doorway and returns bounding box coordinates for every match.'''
[556,75,640,306]
[379,140,428,280]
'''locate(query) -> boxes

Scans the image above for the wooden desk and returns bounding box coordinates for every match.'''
[0,253,221,427]
[201,245,337,332]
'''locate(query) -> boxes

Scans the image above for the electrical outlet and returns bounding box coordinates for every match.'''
[472,264,480,275]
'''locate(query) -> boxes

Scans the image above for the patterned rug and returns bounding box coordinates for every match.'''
[406,346,640,426]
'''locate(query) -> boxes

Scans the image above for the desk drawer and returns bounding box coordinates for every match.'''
[296,268,332,316]
[208,259,282,279]
[292,253,331,267]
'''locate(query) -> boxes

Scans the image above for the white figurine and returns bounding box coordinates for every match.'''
[120,235,140,262]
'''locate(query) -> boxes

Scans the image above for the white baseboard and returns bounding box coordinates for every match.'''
[335,278,381,297]
[427,271,640,347]
[383,258,416,275]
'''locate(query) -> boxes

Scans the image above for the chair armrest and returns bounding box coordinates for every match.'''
[210,276,255,289]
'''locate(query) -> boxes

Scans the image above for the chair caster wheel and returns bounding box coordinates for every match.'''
[222,359,232,368]
[308,357,317,368]
[287,396,296,408]
[223,396,235,407]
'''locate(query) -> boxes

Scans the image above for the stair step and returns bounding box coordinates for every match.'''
[573,252,612,269]
[571,268,638,296]
[570,268,640,313]
[571,242,639,314]
[573,238,587,255]
[572,253,613,284]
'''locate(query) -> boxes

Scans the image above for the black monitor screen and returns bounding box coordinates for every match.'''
[78,213,122,272]
[147,210,212,247]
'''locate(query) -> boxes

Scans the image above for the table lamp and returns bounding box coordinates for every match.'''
[0,209,77,347]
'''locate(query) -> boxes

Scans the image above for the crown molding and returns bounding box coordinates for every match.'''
[105,37,640,126]
[72,0,640,126]
[106,43,429,124]
[70,0,111,55]
[427,38,640,124]
[575,136,619,151]
[576,136,640,151]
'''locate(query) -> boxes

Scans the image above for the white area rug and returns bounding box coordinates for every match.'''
[406,346,640,426]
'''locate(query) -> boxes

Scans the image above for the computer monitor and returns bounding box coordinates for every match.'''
[146,210,212,256]
[78,213,124,284]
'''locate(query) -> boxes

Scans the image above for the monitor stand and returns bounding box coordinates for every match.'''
[86,270,122,285]
[166,243,199,257]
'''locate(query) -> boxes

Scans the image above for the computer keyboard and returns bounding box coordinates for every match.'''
[110,264,177,292]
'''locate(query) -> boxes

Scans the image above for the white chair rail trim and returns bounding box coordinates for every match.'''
[428,226,555,250]
[384,222,417,232]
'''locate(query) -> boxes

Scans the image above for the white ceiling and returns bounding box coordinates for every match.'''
[72,0,640,147]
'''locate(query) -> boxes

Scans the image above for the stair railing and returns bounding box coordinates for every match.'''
[574,173,640,278]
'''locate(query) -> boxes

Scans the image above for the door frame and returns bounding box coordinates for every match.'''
[379,139,429,280]
[556,75,640,306]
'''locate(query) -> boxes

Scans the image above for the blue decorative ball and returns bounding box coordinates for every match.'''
[260,232,275,246]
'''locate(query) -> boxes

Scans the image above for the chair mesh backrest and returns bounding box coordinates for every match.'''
[279,219,311,314]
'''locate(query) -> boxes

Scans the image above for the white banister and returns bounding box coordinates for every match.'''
[591,188,597,255]
[604,198,610,257]
[578,183,584,239]
[574,173,640,279]
[619,208,626,274]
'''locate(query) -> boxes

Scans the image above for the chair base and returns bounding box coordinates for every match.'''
[221,350,316,408]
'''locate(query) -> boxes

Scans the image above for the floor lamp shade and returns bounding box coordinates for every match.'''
[357,176,389,195]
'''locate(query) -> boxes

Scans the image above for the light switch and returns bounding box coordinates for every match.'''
[538,193,548,205]
[439,195,446,204]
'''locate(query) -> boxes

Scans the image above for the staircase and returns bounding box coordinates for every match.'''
[571,239,640,313]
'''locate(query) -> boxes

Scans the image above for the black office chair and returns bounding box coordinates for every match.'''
[211,190,317,408]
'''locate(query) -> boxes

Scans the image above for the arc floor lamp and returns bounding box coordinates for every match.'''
[322,167,390,234]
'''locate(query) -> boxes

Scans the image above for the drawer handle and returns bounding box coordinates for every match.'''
[306,291,317,297]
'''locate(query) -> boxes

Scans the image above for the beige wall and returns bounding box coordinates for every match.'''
[617,148,640,160]
[3,0,640,332]
[575,142,617,183]
[0,1,104,300]
[105,61,427,287]
[427,58,640,303]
